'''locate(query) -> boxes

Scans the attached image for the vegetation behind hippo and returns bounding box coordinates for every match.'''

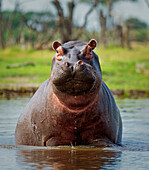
[0,44,149,96]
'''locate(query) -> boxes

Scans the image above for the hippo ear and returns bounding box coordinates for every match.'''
[88,39,97,50]
[52,41,61,51]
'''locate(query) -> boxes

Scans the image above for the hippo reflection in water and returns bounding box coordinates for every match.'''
[15,39,122,146]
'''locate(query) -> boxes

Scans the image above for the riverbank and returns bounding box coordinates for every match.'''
[0,85,149,99]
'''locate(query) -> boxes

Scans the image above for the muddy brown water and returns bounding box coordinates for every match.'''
[0,97,149,169]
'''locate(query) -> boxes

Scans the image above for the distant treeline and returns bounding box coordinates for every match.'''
[0,11,56,49]
[0,10,149,50]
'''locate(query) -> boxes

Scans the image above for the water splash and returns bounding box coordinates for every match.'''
[71,143,75,148]
[74,116,77,146]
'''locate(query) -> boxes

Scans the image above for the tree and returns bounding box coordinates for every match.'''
[0,0,21,48]
[19,11,56,49]
[0,0,56,49]
[0,0,5,48]
[52,0,98,43]
[99,10,106,47]
[97,0,139,48]
[125,18,148,29]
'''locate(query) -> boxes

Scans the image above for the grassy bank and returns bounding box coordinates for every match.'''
[0,44,149,92]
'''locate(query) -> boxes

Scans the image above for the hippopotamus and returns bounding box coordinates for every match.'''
[15,39,122,146]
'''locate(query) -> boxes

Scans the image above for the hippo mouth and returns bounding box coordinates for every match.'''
[53,78,95,95]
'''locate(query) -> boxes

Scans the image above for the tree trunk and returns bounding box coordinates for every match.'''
[108,0,115,16]
[126,25,131,49]
[108,0,115,28]
[0,29,5,49]
[0,0,5,49]
[99,10,106,48]
[122,24,132,49]
[67,1,75,39]
[52,0,98,43]
[116,25,124,48]
[60,1,75,43]
[52,0,68,43]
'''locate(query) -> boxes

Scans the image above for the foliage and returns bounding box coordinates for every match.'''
[2,11,55,31]
[0,0,148,48]
[133,29,149,42]
[125,18,148,29]
[80,0,138,5]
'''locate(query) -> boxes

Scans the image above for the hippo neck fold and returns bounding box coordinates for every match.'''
[51,85,100,111]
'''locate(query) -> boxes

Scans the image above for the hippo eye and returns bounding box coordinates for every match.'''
[56,46,67,55]
[63,48,67,54]
[89,48,92,52]
[77,50,81,55]
[78,50,85,59]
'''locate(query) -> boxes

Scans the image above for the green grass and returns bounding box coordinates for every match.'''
[98,45,149,91]
[0,44,149,91]
[0,46,54,85]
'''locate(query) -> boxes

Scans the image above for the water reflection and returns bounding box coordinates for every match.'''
[16,147,121,169]
[118,99,149,152]
[0,97,30,145]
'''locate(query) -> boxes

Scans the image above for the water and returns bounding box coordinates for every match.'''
[0,97,149,169]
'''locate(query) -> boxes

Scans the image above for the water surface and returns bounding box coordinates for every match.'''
[0,97,149,169]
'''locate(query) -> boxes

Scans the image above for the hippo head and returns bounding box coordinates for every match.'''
[50,40,102,109]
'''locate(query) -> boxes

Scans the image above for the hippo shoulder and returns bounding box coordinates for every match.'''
[100,81,118,108]
[99,81,122,144]
[20,78,51,118]
[15,79,51,145]
[99,81,121,128]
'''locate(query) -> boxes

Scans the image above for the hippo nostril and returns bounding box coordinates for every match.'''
[62,62,69,67]
[74,60,86,73]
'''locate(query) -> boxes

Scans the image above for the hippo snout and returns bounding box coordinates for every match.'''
[52,60,96,95]
[61,60,87,75]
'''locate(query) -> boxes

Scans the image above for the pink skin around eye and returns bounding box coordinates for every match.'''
[84,45,93,60]
[56,46,64,61]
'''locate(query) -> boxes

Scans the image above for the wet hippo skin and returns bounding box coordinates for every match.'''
[15,39,122,146]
